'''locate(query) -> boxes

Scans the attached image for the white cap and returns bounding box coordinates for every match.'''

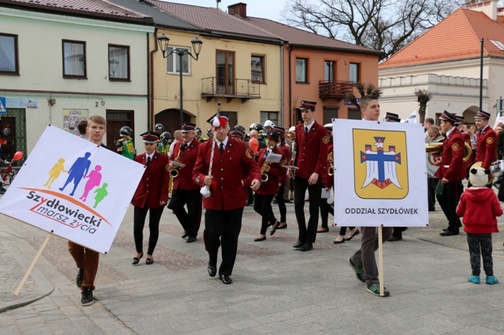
[288,126,295,132]
[263,120,275,128]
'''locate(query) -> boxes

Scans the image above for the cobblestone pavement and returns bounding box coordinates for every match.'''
[1,194,504,334]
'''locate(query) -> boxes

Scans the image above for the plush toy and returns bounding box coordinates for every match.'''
[468,162,492,188]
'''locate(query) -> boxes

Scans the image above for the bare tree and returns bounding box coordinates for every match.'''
[346,83,382,110]
[281,0,467,60]
[415,89,432,124]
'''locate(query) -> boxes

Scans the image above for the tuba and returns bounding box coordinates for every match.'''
[327,150,334,176]
[426,141,473,170]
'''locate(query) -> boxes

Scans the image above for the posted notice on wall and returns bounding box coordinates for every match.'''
[0,125,145,253]
[332,119,428,227]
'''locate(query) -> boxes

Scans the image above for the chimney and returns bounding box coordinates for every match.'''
[228,3,247,18]
[465,0,498,20]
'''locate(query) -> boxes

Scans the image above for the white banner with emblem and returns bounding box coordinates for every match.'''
[0,125,145,253]
[333,119,428,227]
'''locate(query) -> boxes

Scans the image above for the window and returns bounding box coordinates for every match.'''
[63,40,86,78]
[296,58,308,83]
[165,47,190,74]
[251,55,265,83]
[0,33,18,74]
[108,45,130,80]
[216,50,235,94]
[260,111,279,126]
[349,63,360,83]
[324,61,335,82]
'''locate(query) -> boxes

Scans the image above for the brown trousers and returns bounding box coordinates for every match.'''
[68,241,99,290]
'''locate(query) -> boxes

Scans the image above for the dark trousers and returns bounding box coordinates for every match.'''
[204,208,243,276]
[68,242,99,290]
[467,233,494,276]
[436,181,462,233]
[133,206,165,255]
[350,226,393,284]
[275,183,287,222]
[294,177,321,244]
[427,177,437,210]
[169,188,202,238]
[254,194,276,235]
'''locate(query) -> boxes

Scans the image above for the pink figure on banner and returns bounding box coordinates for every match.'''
[44,158,68,188]
[79,165,102,202]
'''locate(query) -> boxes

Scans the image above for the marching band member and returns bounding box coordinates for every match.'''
[473,110,497,172]
[436,110,466,236]
[288,100,329,252]
[270,126,291,234]
[193,113,261,285]
[168,123,202,243]
[253,129,287,241]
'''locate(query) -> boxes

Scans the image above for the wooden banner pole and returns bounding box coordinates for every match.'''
[378,226,385,297]
[14,231,52,296]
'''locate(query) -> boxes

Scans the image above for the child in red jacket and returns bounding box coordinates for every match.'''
[456,163,502,285]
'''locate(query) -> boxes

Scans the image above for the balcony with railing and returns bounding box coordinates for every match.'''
[319,80,354,100]
[201,77,261,102]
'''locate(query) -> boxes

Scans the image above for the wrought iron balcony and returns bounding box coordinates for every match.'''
[319,80,354,100]
[201,77,261,102]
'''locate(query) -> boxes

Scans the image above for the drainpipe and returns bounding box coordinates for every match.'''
[149,29,160,132]
[288,45,294,126]
[280,41,284,127]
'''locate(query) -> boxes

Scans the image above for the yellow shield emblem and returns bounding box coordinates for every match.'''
[353,129,408,199]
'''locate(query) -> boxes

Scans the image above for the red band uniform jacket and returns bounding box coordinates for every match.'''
[132,152,169,208]
[193,137,261,211]
[295,123,328,179]
[278,143,291,186]
[256,147,287,196]
[170,140,201,191]
[434,128,466,182]
[474,126,497,170]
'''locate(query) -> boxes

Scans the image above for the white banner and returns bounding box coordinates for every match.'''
[0,125,145,253]
[333,119,428,227]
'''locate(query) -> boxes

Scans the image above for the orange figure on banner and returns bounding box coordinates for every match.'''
[44,158,68,188]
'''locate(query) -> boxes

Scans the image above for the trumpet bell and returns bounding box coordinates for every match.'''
[170,169,179,178]
[261,174,269,183]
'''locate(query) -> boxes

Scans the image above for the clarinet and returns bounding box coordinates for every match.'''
[290,137,297,178]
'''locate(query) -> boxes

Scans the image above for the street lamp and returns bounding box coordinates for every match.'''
[157,33,203,127]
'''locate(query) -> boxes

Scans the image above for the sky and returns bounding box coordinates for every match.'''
[166,0,288,22]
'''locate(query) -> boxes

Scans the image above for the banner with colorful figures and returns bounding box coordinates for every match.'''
[0,125,145,253]
[332,119,428,227]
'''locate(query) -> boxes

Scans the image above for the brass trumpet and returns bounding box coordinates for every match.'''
[327,150,334,176]
[425,141,473,165]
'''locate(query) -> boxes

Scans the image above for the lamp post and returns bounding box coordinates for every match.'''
[157,34,203,126]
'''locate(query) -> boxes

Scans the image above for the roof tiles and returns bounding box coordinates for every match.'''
[380,8,504,69]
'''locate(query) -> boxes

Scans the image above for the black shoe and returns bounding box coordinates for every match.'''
[81,288,95,306]
[277,223,287,229]
[300,242,313,251]
[76,268,84,288]
[186,236,196,243]
[348,258,366,283]
[270,220,280,235]
[254,235,266,242]
[440,230,459,236]
[181,232,188,239]
[219,274,232,285]
[146,256,154,265]
[132,252,143,265]
[293,240,303,248]
[207,262,216,277]
[284,199,291,203]
[388,236,402,242]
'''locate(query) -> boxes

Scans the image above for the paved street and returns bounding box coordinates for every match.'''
[1,194,504,334]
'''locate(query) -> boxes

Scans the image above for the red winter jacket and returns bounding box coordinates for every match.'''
[456,187,502,234]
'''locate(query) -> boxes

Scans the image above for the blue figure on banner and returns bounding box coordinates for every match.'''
[59,152,92,196]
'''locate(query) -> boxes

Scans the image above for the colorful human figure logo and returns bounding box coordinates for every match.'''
[59,152,92,196]
[44,158,68,188]
[79,165,102,202]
